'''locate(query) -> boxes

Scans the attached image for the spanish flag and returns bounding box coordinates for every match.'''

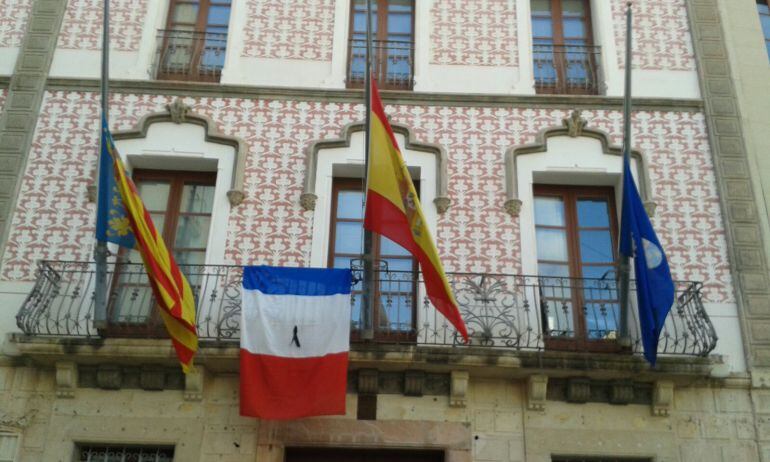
[364,78,469,342]
[98,118,198,372]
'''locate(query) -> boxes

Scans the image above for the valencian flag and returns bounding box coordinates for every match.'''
[240,266,352,419]
[96,117,198,372]
[619,157,675,366]
[364,78,469,342]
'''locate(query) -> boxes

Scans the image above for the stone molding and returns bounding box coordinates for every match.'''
[527,374,548,411]
[55,361,77,399]
[685,0,770,370]
[110,98,247,206]
[301,120,451,214]
[449,370,469,407]
[0,0,68,261]
[652,380,674,416]
[42,77,706,112]
[503,112,656,217]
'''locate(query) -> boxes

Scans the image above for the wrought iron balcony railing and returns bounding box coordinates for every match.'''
[154,29,227,82]
[347,39,414,90]
[16,261,718,358]
[533,43,602,95]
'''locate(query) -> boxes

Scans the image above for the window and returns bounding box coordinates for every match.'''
[531,0,600,94]
[109,170,216,330]
[534,185,620,350]
[76,444,174,462]
[759,1,770,60]
[156,0,232,82]
[0,434,18,462]
[347,0,415,90]
[329,178,417,340]
[286,448,443,462]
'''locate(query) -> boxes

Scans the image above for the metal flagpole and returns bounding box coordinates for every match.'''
[618,2,633,345]
[94,0,110,330]
[361,0,375,340]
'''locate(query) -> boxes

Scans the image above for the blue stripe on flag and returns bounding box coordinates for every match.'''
[242,266,352,296]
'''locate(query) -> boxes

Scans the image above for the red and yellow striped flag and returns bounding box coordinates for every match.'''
[105,130,198,372]
[363,77,469,342]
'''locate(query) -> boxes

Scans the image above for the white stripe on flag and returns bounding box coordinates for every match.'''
[241,290,350,358]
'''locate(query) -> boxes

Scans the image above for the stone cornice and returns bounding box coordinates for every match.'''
[42,78,705,112]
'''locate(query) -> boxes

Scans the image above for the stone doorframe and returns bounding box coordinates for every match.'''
[255,419,472,462]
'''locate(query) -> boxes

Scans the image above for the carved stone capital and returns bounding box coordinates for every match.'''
[527,374,548,411]
[449,370,469,408]
[433,196,451,214]
[643,200,657,217]
[504,198,522,217]
[184,366,205,401]
[227,189,245,207]
[652,380,674,416]
[167,98,191,124]
[55,361,78,399]
[300,192,317,211]
[563,110,588,137]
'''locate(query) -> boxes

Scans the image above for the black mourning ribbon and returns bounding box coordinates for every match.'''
[291,325,301,348]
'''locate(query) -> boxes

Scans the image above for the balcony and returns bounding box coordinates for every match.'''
[154,29,227,83]
[347,39,414,90]
[16,261,717,361]
[533,44,602,95]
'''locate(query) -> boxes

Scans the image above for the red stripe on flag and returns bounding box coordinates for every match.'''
[239,350,348,420]
[364,190,468,341]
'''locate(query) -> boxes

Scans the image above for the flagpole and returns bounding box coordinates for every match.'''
[618,2,633,345]
[94,0,110,330]
[361,0,375,340]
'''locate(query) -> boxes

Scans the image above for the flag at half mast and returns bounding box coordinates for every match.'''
[96,117,198,372]
[363,77,469,342]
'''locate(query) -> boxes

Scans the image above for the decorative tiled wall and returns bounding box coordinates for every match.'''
[611,0,696,71]
[0,0,32,48]
[57,0,148,51]
[0,91,732,304]
[241,0,335,60]
[430,0,518,67]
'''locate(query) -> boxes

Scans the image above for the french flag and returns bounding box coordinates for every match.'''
[239,266,352,420]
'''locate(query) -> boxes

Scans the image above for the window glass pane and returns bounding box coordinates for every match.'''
[580,264,616,281]
[532,17,553,37]
[562,17,585,37]
[180,184,215,213]
[382,257,412,272]
[388,0,413,13]
[579,230,614,263]
[387,12,412,35]
[173,3,199,23]
[136,181,170,211]
[334,221,363,254]
[149,213,166,236]
[761,12,770,36]
[337,191,364,219]
[175,215,211,248]
[174,250,206,267]
[534,196,565,226]
[577,198,610,227]
[759,3,770,14]
[562,0,586,16]
[531,0,551,14]
[536,228,569,261]
[207,5,231,26]
[380,235,410,256]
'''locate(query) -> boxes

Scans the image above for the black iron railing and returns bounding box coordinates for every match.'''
[16,261,718,357]
[154,29,227,82]
[347,39,414,90]
[533,44,602,95]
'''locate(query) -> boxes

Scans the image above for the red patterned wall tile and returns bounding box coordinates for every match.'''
[58,0,148,51]
[612,0,696,71]
[0,92,732,305]
[0,0,32,48]
[241,0,335,60]
[430,0,518,66]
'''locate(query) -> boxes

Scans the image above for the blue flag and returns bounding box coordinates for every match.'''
[619,158,675,365]
[95,117,136,248]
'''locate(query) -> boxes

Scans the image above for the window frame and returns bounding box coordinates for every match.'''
[531,0,598,95]
[105,169,217,337]
[759,0,770,60]
[533,184,622,352]
[327,177,419,342]
[346,0,416,91]
[158,0,232,82]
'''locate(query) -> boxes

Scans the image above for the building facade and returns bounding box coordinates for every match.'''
[0,0,766,460]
